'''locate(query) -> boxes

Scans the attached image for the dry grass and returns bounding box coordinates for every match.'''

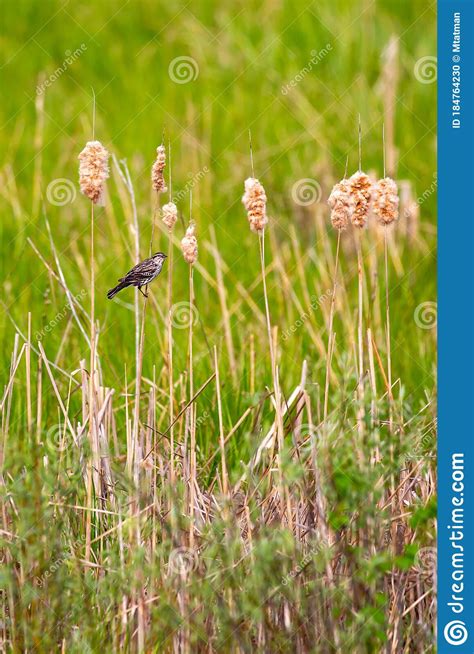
[0,133,436,652]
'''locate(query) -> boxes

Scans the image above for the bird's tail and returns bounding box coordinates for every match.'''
[107,281,128,299]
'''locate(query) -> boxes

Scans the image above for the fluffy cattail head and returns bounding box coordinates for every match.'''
[162,202,178,230]
[328,179,354,230]
[373,177,399,226]
[151,145,167,193]
[181,222,198,264]
[242,177,268,233]
[349,171,372,228]
[78,140,110,204]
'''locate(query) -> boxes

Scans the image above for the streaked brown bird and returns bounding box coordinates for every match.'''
[107,252,167,299]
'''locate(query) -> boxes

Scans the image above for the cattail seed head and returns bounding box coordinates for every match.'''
[349,171,372,228]
[78,140,110,204]
[373,177,399,226]
[162,202,178,230]
[328,179,354,231]
[242,177,268,233]
[181,222,198,264]
[151,145,167,193]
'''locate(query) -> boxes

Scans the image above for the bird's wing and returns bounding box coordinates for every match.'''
[120,257,156,283]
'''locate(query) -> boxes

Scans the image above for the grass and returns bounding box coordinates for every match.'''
[0,0,436,652]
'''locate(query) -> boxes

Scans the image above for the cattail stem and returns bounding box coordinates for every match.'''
[259,232,288,521]
[323,230,341,421]
[384,230,393,430]
[86,201,95,564]
[214,346,228,495]
[168,232,175,483]
[259,232,275,374]
[133,298,148,482]
[188,265,195,547]
[356,233,365,432]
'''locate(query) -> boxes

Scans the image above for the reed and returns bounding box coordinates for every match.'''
[77,130,110,561]
[325,169,352,419]
[373,167,399,429]
[181,218,198,544]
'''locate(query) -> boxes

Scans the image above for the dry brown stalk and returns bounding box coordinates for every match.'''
[213,346,228,495]
[181,218,198,544]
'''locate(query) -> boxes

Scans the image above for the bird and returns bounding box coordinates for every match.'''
[107,252,167,299]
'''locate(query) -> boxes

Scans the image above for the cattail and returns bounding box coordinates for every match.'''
[151,145,167,193]
[373,177,399,226]
[181,222,198,264]
[328,179,354,230]
[162,201,178,230]
[242,177,268,233]
[349,171,372,228]
[78,140,110,204]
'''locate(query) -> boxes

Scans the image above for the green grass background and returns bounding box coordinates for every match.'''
[0,0,436,450]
